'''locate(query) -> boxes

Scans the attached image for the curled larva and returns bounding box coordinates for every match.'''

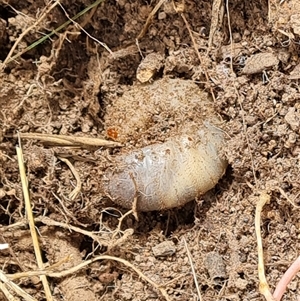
[103,122,227,211]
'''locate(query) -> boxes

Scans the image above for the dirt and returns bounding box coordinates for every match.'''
[0,0,299,300]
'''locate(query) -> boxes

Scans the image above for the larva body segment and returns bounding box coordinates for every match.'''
[102,77,227,211]
[103,123,227,211]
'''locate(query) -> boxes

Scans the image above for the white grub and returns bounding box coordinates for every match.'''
[103,123,227,211]
[102,78,227,211]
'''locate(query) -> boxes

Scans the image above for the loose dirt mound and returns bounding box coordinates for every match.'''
[0,0,299,300]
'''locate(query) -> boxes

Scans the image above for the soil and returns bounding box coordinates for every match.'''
[0,0,299,301]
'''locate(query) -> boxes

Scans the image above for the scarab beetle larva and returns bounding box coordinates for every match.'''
[102,78,227,211]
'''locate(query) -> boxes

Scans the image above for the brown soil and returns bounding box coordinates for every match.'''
[0,0,299,300]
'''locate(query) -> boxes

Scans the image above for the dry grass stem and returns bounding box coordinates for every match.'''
[14,132,121,147]
[16,145,53,301]
[137,0,167,39]
[0,215,133,250]
[256,191,300,301]
[255,191,276,301]
[268,0,271,23]
[0,279,17,301]
[180,13,216,102]
[3,0,59,66]
[58,2,112,55]
[3,0,106,65]
[0,270,35,301]
[183,238,202,301]
[208,0,223,50]
[225,0,234,73]
[109,44,139,60]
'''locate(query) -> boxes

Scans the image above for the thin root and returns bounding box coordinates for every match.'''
[7,255,171,301]
[58,157,81,200]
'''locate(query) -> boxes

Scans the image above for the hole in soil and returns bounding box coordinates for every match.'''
[40,248,48,264]
[97,92,106,119]
[0,4,16,20]
[0,5,15,60]
[80,236,93,255]
[6,263,20,274]
[238,271,245,279]
[80,234,107,258]
[135,202,195,236]
[0,212,10,226]
[213,281,225,290]
[32,168,47,179]
[218,165,233,192]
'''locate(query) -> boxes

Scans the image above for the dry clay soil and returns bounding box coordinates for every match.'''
[0,0,300,300]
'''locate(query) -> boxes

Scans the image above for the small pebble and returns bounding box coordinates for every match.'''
[152,241,176,257]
